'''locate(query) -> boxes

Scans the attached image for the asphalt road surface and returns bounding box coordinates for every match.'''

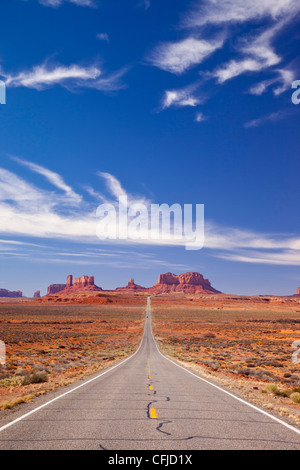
[0,297,299,450]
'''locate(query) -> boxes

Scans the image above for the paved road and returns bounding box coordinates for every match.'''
[0,297,300,450]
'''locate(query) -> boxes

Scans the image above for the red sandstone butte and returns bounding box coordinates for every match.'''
[33,291,41,298]
[46,275,102,297]
[73,275,96,289]
[66,275,73,288]
[69,275,102,291]
[0,288,23,298]
[116,278,147,292]
[296,288,300,296]
[47,284,66,295]
[149,272,221,294]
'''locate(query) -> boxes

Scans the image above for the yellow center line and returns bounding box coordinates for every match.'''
[150,408,157,419]
[149,385,153,390]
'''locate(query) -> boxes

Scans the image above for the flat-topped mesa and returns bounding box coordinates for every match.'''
[150,272,221,294]
[0,288,22,298]
[33,291,41,298]
[47,284,66,295]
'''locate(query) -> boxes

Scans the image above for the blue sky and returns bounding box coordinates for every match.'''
[0,0,299,297]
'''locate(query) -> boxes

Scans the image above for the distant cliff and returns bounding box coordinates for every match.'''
[44,271,221,298]
[46,274,102,296]
[0,288,22,298]
[116,272,221,294]
[116,278,146,292]
[149,272,221,294]
[47,284,66,295]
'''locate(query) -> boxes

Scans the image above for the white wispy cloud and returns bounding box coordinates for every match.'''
[98,172,128,200]
[0,160,299,265]
[0,168,46,207]
[204,221,300,251]
[204,222,300,266]
[216,250,300,266]
[148,36,224,75]
[244,110,290,128]
[83,67,129,92]
[249,68,296,96]
[148,0,299,119]
[38,0,95,7]
[83,185,105,202]
[98,172,150,206]
[3,63,101,90]
[10,156,82,204]
[183,0,300,28]
[213,22,283,83]
[195,112,207,122]
[1,62,127,92]
[161,84,202,109]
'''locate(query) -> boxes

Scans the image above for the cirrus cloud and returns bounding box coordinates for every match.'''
[0,159,300,265]
[183,0,300,28]
[37,0,96,7]
[148,36,224,75]
[0,61,128,93]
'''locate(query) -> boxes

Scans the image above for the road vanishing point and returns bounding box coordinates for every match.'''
[0,297,299,450]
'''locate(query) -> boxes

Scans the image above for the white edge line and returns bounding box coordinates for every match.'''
[149,298,300,437]
[0,304,148,434]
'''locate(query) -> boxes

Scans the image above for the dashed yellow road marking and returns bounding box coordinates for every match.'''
[149,385,153,390]
[150,408,157,419]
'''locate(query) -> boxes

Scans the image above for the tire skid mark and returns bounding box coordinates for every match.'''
[156,420,172,436]
[146,401,157,419]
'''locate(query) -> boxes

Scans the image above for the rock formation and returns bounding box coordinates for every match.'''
[47,284,66,295]
[73,275,95,289]
[45,271,220,298]
[46,275,102,296]
[33,291,41,298]
[149,272,221,294]
[66,275,73,288]
[0,288,22,298]
[115,272,221,295]
[296,288,300,296]
[116,277,146,292]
